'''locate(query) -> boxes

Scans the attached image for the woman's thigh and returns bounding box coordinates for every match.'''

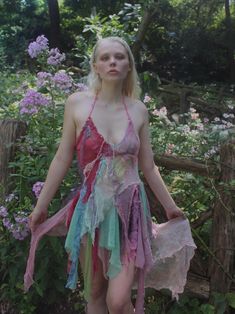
[106,259,136,305]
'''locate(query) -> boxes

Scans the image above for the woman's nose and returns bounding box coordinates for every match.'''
[110,57,116,65]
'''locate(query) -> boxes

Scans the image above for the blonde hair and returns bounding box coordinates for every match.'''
[87,36,141,99]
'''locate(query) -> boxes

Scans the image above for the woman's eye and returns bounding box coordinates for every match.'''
[100,55,109,61]
[116,54,125,59]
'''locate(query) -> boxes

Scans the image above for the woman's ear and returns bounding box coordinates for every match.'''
[93,63,98,73]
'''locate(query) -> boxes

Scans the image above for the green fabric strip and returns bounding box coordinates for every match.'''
[99,206,122,278]
[84,234,92,301]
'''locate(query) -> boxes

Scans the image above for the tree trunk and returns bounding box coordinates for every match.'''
[0,120,27,199]
[209,138,235,311]
[179,89,190,123]
[132,4,158,62]
[224,0,235,82]
[47,0,61,49]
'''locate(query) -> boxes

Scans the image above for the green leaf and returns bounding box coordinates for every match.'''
[35,283,43,297]
[200,304,215,314]
[226,293,235,309]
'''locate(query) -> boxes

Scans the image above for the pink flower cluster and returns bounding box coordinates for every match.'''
[32,181,44,198]
[143,94,152,103]
[19,89,50,115]
[47,48,65,66]
[28,35,49,58]
[153,106,168,117]
[0,206,30,240]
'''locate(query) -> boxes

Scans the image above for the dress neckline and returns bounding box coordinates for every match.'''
[76,93,134,147]
[76,116,132,148]
[88,116,131,147]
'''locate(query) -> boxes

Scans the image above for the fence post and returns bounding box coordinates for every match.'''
[209,138,235,311]
[179,88,190,123]
[0,119,27,199]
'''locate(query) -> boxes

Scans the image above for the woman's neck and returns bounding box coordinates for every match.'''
[98,81,124,106]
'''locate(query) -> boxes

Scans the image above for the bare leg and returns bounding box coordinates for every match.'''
[79,241,108,314]
[106,260,135,314]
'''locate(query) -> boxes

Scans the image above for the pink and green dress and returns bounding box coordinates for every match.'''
[24,95,196,314]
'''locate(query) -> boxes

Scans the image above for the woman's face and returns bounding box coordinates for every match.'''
[93,40,131,82]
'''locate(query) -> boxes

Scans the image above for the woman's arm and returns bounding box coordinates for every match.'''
[29,94,78,231]
[138,103,184,220]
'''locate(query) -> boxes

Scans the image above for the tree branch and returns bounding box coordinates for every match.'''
[154,154,218,178]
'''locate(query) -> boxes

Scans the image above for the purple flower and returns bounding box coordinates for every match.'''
[52,70,73,92]
[12,212,30,240]
[28,35,49,58]
[74,83,88,92]
[47,48,65,66]
[2,217,13,230]
[36,71,52,88]
[11,224,30,241]
[0,206,8,217]
[32,181,44,198]
[36,35,49,49]
[19,89,50,115]
[14,215,28,224]
[1,208,30,240]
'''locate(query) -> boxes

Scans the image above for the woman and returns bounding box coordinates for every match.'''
[25,37,195,314]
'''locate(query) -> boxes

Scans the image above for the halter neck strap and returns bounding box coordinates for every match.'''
[88,91,99,118]
[122,94,131,121]
[88,92,131,121]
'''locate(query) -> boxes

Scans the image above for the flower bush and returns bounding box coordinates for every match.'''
[0,35,86,314]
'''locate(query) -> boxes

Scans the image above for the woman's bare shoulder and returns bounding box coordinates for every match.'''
[66,91,94,109]
[65,90,95,127]
[127,97,148,119]
[125,97,148,130]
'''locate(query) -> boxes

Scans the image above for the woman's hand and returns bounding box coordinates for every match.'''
[29,208,48,232]
[165,206,186,220]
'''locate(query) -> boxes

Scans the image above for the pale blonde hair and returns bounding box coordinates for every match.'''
[87,36,141,99]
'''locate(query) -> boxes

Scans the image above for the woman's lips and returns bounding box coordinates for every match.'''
[108,70,119,73]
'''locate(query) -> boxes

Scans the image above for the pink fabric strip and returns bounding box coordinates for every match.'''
[24,202,71,291]
[135,269,145,314]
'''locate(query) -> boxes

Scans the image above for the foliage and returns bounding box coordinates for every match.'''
[0,36,86,314]
[1,0,235,83]
[145,94,234,218]
[0,0,48,67]
[168,295,215,314]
